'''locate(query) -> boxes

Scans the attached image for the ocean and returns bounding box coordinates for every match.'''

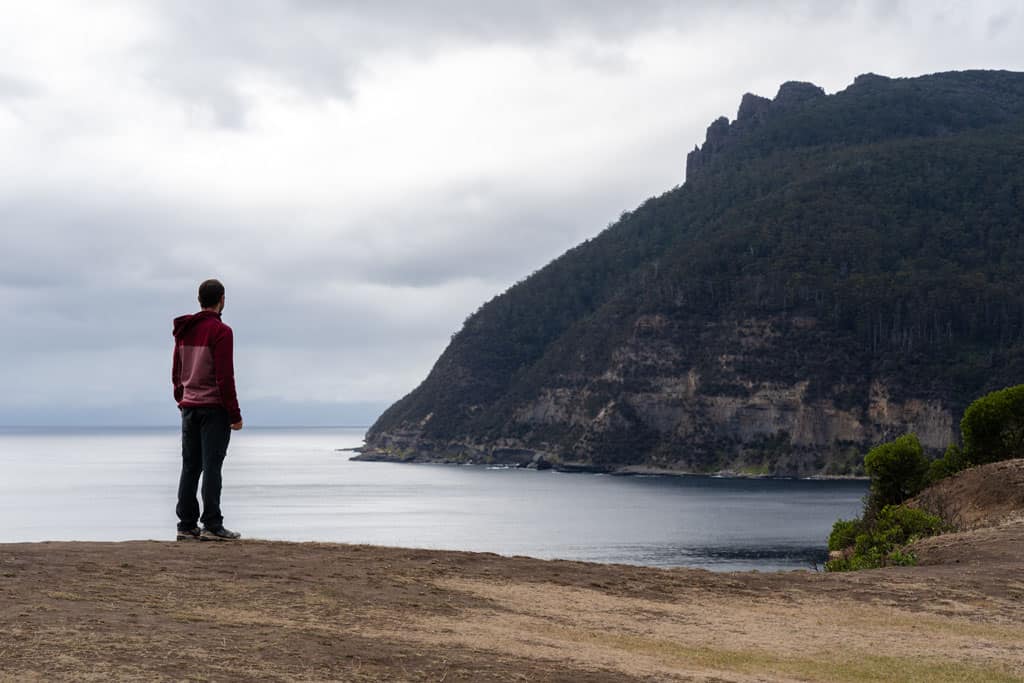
[0,426,866,571]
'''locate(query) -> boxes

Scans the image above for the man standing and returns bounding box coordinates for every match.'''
[172,279,243,541]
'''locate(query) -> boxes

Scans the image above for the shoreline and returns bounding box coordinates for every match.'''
[1,537,829,573]
[346,449,869,481]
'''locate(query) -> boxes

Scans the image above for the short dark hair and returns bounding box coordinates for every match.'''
[198,279,225,308]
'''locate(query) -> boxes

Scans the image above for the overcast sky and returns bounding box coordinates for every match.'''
[1,1,1022,426]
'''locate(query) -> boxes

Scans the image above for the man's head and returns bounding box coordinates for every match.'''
[198,279,226,312]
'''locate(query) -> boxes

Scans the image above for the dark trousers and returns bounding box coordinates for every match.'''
[176,406,232,530]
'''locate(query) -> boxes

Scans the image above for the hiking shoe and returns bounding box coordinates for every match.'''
[176,527,201,541]
[200,526,242,541]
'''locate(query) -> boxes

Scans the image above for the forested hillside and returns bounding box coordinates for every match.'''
[362,70,1024,476]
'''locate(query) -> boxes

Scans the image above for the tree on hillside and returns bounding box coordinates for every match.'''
[864,433,930,512]
[960,384,1024,465]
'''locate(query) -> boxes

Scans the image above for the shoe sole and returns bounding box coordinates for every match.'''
[199,533,240,542]
[176,534,201,542]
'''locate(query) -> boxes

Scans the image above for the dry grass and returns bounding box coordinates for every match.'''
[384,577,1024,682]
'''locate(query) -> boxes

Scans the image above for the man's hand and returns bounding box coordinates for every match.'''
[231,420,243,431]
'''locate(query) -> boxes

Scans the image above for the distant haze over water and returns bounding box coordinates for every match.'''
[0,427,865,571]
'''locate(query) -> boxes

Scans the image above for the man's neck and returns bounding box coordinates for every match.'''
[201,307,221,314]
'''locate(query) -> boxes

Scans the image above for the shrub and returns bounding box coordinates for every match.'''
[863,433,930,512]
[885,548,919,567]
[873,504,945,544]
[960,384,1024,465]
[827,518,863,552]
[825,505,944,572]
[927,443,968,483]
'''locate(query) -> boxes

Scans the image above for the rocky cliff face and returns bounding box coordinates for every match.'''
[362,313,956,476]
[362,70,1024,476]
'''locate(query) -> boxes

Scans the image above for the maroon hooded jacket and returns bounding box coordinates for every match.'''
[172,311,242,424]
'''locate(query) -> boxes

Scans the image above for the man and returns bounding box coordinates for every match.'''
[172,278,243,541]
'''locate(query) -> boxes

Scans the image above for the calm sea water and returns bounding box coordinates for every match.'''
[0,426,865,571]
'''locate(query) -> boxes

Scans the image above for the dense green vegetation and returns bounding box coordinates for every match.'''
[827,383,1024,571]
[369,70,1024,472]
[960,384,1024,464]
[863,434,930,511]
[826,505,944,572]
[826,432,942,572]
[927,444,969,483]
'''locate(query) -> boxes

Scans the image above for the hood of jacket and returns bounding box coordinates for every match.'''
[173,310,221,340]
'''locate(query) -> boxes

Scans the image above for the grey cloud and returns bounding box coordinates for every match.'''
[146,1,976,130]
[139,3,359,127]
[145,69,251,130]
[138,0,807,126]
[342,184,645,288]
[986,8,1018,38]
[0,73,39,101]
[0,145,659,376]
[233,154,672,293]
[0,193,477,353]
[0,108,685,370]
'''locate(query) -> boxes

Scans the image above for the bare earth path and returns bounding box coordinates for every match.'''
[1,519,1022,682]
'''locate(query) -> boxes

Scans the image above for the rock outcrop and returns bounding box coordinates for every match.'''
[772,80,826,107]
[736,92,771,121]
[686,80,826,181]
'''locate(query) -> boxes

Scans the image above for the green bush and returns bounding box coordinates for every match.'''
[863,433,930,512]
[884,548,919,567]
[927,443,968,483]
[873,504,945,544]
[826,505,944,572]
[827,518,863,551]
[960,384,1024,465]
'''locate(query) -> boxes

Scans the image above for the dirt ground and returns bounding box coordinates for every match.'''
[910,457,1024,530]
[0,520,1020,682]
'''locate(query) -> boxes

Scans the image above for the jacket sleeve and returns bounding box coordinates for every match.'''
[213,325,242,424]
[172,342,184,404]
